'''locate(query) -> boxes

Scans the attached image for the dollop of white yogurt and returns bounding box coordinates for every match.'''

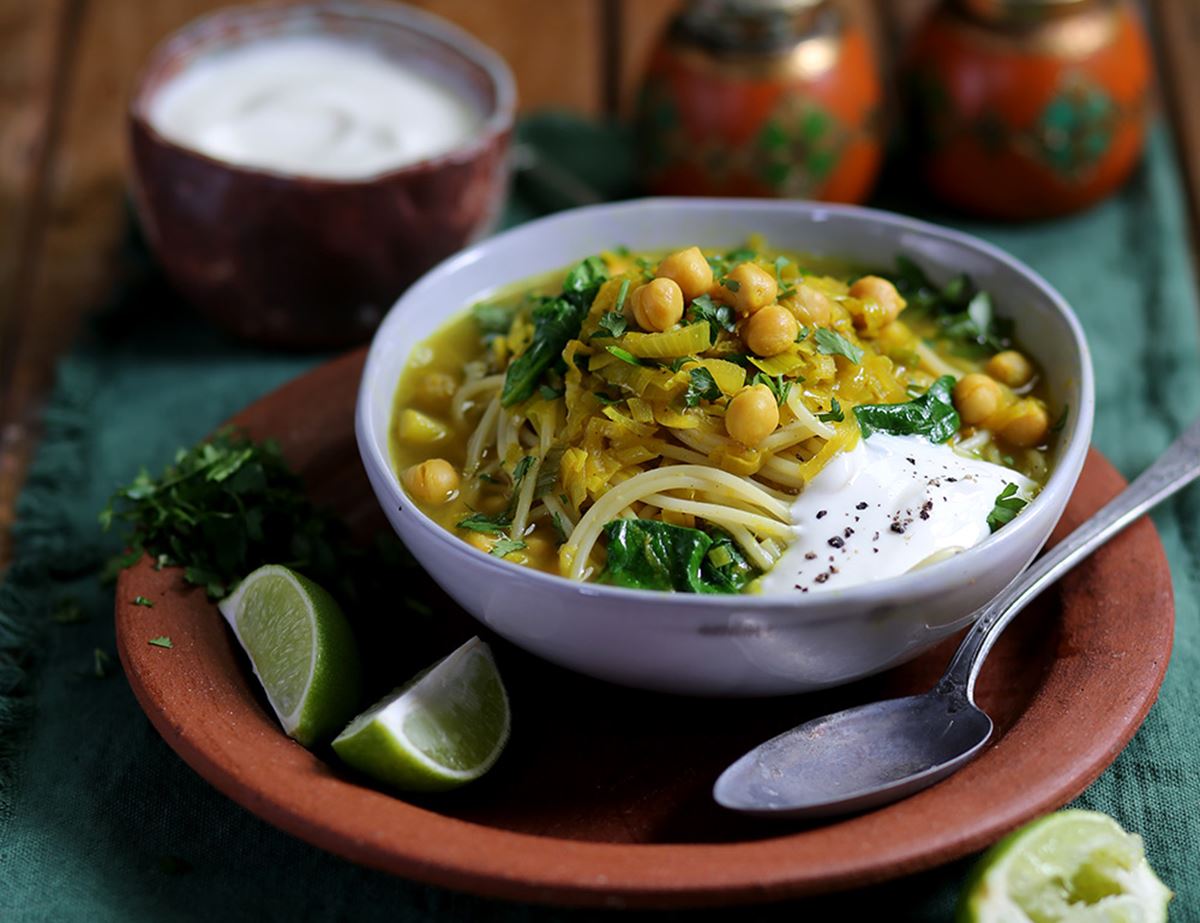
[759,432,1035,594]
[149,37,481,178]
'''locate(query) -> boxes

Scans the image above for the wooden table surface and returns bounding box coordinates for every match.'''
[1,0,1197,568]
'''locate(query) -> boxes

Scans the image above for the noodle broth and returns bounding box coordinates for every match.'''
[389,243,1058,592]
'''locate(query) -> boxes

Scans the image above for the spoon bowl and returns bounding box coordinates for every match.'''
[714,692,993,818]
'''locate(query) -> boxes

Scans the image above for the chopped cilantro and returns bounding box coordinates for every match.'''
[456,511,512,535]
[753,372,793,406]
[538,384,565,401]
[594,391,622,405]
[817,397,844,423]
[688,294,736,344]
[669,355,698,372]
[133,596,154,608]
[511,455,535,488]
[814,328,864,364]
[92,648,112,678]
[148,636,174,649]
[593,279,629,341]
[987,483,1028,533]
[471,301,515,337]
[489,538,527,559]
[550,513,568,544]
[684,368,722,407]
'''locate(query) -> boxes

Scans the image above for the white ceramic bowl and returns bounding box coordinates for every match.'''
[356,199,1094,696]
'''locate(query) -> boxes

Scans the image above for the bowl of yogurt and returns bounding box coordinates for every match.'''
[356,198,1094,696]
[129,2,515,348]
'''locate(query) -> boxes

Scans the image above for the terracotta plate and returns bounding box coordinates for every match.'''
[115,350,1174,908]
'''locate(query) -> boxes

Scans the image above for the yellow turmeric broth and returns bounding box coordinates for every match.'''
[390,242,1058,585]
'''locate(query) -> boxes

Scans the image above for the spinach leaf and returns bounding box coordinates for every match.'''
[501,255,610,406]
[684,367,722,407]
[854,375,960,443]
[987,483,1028,533]
[501,296,588,406]
[814,327,864,364]
[702,532,758,593]
[599,519,758,594]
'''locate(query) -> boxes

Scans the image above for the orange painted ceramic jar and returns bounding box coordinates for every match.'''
[906,0,1152,220]
[634,0,883,202]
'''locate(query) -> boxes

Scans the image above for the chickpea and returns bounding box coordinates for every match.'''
[725,384,780,447]
[848,276,906,325]
[401,458,460,505]
[413,371,458,411]
[656,246,713,300]
[790,283,833,326]
[954,373,1004,426]
[1000,399,1050,447]
[985,350,1035,388]
[722,262,777,315]
[743,304,800,357]
[630,277,684,332]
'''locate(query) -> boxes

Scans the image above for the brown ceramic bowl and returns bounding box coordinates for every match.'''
[128,2,515,349]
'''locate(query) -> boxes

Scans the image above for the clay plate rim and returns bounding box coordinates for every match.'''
[114,349,1174,909]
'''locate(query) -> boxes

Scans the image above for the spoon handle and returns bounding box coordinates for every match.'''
[941,416,1200,700]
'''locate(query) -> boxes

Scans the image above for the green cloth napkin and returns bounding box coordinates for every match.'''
[2,115,1198,921]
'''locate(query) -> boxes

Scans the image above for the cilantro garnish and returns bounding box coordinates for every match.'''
[814,328,864,364]
[817,397,844,423]
[684,368,722,407]
[538,384,564,401]
[456,511,512,535]
[753,372,793,406]
[133,596,154,608]
[987,483,1028,533]
[489,538,527,559]
[93,648,112,678]
[688,294,736,344]
[100,429,384,602]
[148,636,174,649]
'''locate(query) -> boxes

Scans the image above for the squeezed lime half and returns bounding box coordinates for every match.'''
[217,564,362,747]
[959,809,1172,923]
[332,637,510,792]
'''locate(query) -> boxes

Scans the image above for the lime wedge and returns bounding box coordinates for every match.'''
[217,564,361,747]
[332,637,510,792]
[959,810,1172,923]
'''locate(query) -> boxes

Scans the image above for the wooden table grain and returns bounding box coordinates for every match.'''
[0,0,1196,568]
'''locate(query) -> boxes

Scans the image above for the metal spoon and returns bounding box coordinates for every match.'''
[714,417,1200,819]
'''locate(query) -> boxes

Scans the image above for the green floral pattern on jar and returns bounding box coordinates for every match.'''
[1035,77,1117,175]
[754,104,846,196]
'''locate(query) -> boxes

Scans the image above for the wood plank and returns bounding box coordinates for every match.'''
[1153,0,1200,264]
[0,0,74,566]
[406,0,604,113]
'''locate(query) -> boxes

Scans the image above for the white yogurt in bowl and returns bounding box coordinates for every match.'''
[149,36,482,179]
[759,432,1035,594]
